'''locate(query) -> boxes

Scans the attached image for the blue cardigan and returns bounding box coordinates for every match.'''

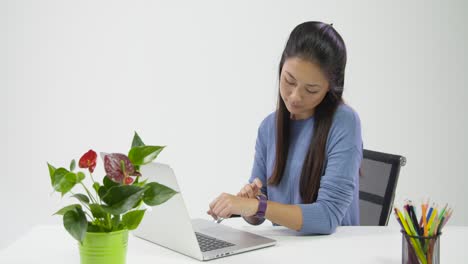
[248,103,363,235]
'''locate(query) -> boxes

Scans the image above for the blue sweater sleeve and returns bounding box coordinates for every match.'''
[249,117,269,197]
[297,110,363,235]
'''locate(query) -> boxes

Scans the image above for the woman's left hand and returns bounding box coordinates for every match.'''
[207,193,259,220]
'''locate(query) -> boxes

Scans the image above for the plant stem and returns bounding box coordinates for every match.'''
[70,191,91,210]
[80,182,97,204]
[89,172,102,204]
[89,172,97,185]
[106,213,112,231]
[70,191,95,221]
[84,211,94,221]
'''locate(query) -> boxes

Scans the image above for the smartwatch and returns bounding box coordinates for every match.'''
[254,194,267,218]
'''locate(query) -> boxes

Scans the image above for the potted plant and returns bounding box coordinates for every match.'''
[47,132,177,264]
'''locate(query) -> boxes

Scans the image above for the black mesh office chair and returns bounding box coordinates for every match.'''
[359,149,406,226]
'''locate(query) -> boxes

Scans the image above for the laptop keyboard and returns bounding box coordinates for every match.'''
[195,232,235,252]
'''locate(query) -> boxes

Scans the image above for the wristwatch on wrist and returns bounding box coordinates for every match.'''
[254,194,267,218]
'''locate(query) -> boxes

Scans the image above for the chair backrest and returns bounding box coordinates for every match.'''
[359,149,406,226]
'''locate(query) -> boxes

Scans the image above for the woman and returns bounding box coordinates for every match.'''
[208,21,363,235]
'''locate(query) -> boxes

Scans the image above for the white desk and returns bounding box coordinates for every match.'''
[1,219,466,264]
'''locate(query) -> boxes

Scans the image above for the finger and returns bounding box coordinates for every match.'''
[253,178,263,189]
[218,206,232,219]
[206,209,217,220]
[210,210,219,220]
[207,208,214,217]
[244,184,255,198]
[209,194,222,211]
[249,183,260,196]
[212,198,229,217]
[207,208,214,216]
[209,198,217,210]
[237,187,248,197]
[237,191,247,198]
[249,183,262,197]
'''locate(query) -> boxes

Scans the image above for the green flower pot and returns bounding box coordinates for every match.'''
[79,229,129,264]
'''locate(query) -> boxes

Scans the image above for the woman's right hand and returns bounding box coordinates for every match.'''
[237,178,263,198]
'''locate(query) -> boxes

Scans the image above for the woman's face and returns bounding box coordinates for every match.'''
[280,57,330,120]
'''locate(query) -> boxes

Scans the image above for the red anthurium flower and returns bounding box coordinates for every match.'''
[124,177,134,185]
[102,153,141,184]
[79,150,97,173]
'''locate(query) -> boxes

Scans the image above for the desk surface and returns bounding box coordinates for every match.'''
[1,219,467,264]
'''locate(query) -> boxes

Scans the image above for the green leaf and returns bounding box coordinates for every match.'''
[98,186,108,200]
[92,182,100,194]
[131,131,145,148]
[101,185,144,206]
[52,167,68,189]
[143,182,178,206]
[128,146,165,166]
[87,223,103,232]
[62,173,77,195]
[133,178,148,187]
[76,172,85,183]
[53,170,77,196]
[71,193,90,204]
[89,204,107,218]
[101,186,147,215]
[132,199,144,209]
[122,210,146,230]
[53,204,82,215]
[88,220,109,232]
[111,215,121,230]
[47,163,56,186]
[63,207,87,243]
[70,159,76,171]
[103,176,118,189]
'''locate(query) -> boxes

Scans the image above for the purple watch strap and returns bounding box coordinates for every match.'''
[255,195,267,218]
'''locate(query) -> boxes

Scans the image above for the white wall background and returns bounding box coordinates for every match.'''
[1,0,467,249]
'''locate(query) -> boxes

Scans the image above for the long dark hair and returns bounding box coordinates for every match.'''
[268,21,347,204]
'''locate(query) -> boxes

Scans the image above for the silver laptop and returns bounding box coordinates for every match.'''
[133,162,276,261]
